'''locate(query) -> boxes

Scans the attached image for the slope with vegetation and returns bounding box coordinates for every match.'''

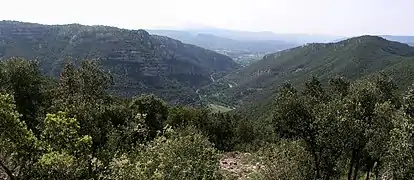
[0,58,242,180]
[200,36,414,116]
[2,21,414,179]
[1,58,414,179]
[381,35,414,45]
[0,21,239,105]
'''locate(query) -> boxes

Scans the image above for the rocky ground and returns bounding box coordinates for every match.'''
[220,152,264,180]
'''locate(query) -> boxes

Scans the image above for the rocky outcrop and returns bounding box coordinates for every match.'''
[0,21,240,104]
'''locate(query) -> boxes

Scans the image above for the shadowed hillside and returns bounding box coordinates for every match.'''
[0,21,240,104]
[200,36,414,118]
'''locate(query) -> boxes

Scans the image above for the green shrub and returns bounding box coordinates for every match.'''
[255,140,313,180]
[105,127,222,180]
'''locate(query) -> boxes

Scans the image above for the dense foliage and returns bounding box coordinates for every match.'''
[251,75,414,179]
[1,57,414,179]
[201,36,414,111]
[2,28,414,179]
[0,58,251,179]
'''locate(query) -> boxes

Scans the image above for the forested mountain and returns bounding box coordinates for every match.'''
[0,21,239,104]
[2,51,414,180]
[334,35,414,46]
[2,20,414,179]
[200,36,414,117]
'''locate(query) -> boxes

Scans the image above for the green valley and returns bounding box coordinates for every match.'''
[201,36,414,114]
[2,19,414,180]
[148,29,298,66]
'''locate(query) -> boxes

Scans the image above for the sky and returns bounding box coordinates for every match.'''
[0,0,413,36]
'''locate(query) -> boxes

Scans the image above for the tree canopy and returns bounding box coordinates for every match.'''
[1,58,414,180]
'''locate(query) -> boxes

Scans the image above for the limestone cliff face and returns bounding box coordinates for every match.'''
[0,21,240,104]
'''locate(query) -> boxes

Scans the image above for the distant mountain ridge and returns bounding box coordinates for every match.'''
[200,36,414,118]
[148,29,302,66]
[178,27,344,44]
[381,35,414,45]
[148,30,297,53]
[333,35,414,46]
[0,21,240,105]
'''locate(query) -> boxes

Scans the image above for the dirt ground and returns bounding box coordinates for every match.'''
[220,151,264,179]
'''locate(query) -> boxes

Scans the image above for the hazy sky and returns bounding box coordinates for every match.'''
[1,0,413,36]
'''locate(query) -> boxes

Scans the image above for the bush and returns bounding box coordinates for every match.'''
[105,127,222,180]
[255,140,313,180]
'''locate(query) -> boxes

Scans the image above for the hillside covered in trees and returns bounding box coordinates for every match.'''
[0,21,239,105]
[2,21,414,180]
[200,36,414,114]
[381,35,414,46]
[1,58,414,179]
